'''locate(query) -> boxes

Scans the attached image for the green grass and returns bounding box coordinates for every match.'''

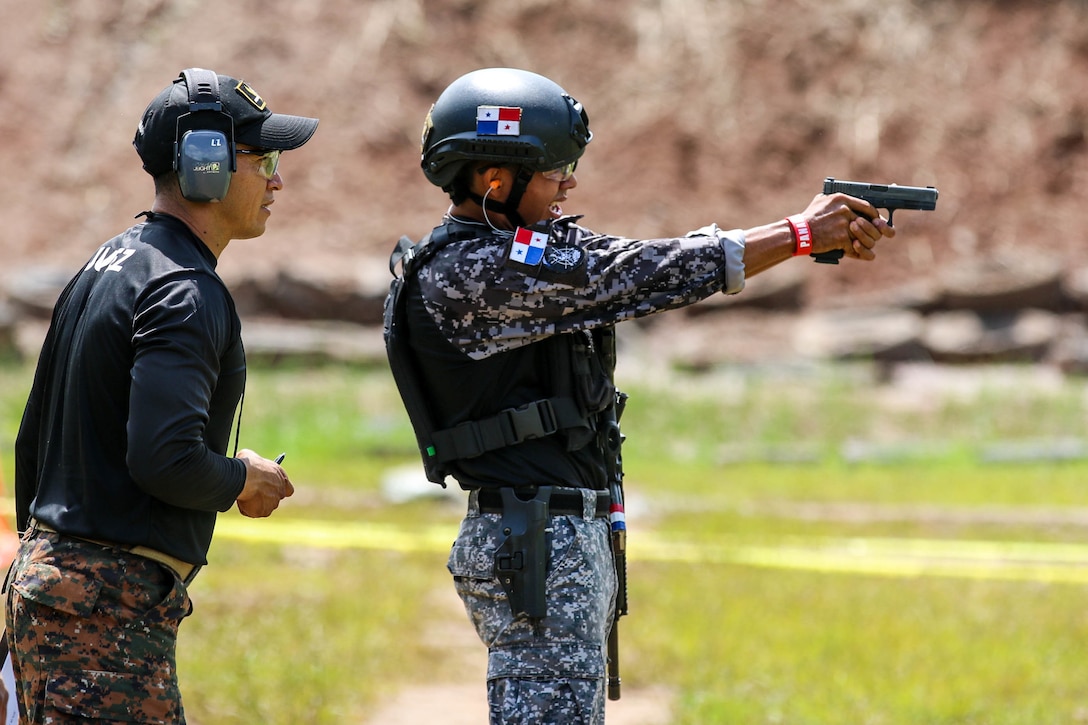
[181,544,440,723]
[633,566,1088,724]
[5,360,1088,723]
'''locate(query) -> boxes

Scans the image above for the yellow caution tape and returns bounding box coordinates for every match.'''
[213,516,1088,585]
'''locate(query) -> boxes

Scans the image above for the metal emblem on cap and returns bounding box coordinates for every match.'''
[235,81,267,111]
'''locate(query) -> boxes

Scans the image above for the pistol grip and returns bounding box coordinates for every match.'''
[494,487,552,620]
[810,250,844,264]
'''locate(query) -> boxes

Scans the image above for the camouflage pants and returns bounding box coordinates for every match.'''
[448,488,617,725]
[4,531,192,724]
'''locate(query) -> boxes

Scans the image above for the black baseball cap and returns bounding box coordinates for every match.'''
[133,68,319,177]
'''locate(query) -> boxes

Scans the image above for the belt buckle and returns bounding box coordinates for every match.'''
[504,399,558,441]
[183,565,201,586]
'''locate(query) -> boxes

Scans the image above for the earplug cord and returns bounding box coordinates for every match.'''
[481,181,502,232]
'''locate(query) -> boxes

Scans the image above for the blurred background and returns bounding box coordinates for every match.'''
[2,0,1088,370]
[4,1,1088,723]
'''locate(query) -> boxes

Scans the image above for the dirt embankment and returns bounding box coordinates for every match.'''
[2,0,1086,308]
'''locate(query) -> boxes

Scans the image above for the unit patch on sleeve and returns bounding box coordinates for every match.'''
[542,244,584,275]
[503,218,588,286]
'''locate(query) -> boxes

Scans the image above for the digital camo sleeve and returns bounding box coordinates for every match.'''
[417,221,746,358]
[692,223,746,295]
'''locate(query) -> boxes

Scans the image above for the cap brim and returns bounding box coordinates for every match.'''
[236,113,319,151]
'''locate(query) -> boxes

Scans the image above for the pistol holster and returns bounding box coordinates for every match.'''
[494,486,553,620]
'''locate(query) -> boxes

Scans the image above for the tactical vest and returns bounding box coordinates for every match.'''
[384,220,619,488]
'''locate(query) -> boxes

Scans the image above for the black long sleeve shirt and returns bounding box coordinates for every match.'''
[15,213,247,565]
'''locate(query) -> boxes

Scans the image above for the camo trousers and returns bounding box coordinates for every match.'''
[448,488,617,725]
[4,530,192,724]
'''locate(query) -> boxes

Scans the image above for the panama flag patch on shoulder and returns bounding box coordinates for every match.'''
[477,105,522,136]
[508,227,548,266]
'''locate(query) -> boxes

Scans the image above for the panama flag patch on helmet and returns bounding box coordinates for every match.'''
[477,106,522,136]
[509,226,548,265]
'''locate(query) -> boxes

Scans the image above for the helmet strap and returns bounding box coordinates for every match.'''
[502,166,535,227]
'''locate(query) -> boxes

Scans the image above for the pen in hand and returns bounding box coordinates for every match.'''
[274,452,286,465]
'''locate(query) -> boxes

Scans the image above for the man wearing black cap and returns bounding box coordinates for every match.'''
[5,68,318,723]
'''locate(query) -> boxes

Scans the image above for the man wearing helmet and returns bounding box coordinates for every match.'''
[386,67,894,724]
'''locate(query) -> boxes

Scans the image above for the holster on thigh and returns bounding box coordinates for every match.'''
[494,486,553,620]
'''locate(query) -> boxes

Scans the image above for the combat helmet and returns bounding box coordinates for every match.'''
[420,68,592,223]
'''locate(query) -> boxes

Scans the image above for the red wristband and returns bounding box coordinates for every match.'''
[786,214,813,256]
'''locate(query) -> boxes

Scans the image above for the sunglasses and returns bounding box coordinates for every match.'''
[236,148,281,179]
[541,160,577,182]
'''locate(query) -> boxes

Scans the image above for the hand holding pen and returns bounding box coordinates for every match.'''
[235,449,294,518]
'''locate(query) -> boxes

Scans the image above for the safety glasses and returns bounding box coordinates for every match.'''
[541,160,577,182]
[236,148,281,179]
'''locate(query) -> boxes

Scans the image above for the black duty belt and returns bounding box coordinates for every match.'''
[477,487,611,519]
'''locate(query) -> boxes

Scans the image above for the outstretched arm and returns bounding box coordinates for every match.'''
[742,192,896,277]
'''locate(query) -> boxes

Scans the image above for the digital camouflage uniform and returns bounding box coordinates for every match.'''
[414,220,743,360]
[6,531,191,723]
[409,215,745,723]
[450,489,616,724]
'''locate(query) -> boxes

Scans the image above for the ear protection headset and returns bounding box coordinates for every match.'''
[174,68,236,202]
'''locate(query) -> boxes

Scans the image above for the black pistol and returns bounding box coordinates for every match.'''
[812,177,938,264]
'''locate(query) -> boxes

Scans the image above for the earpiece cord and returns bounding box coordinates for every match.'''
[481,185,502,233]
